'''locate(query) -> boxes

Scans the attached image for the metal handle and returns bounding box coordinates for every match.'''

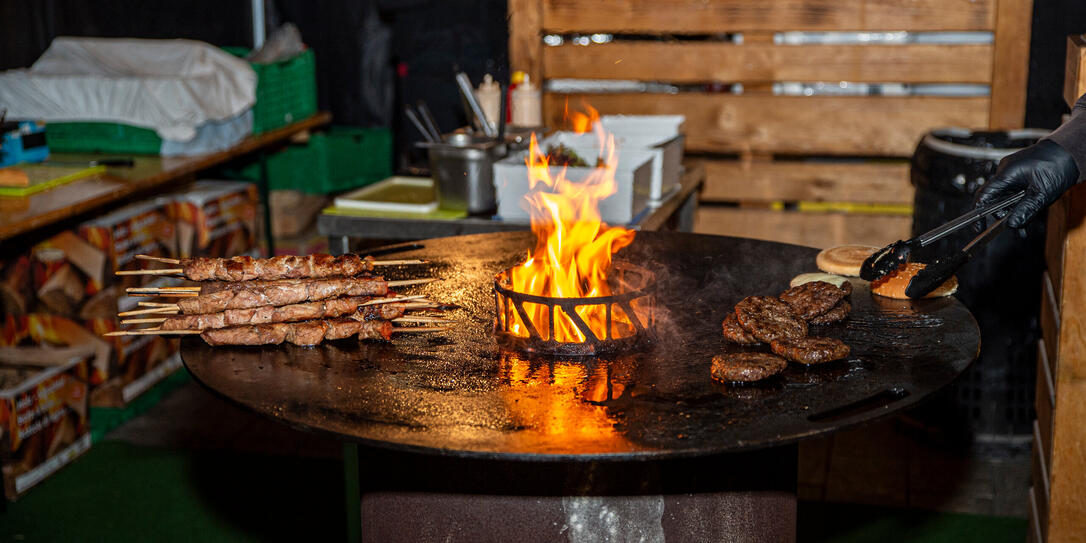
[917,190,1024,247]
[455,72,497,138]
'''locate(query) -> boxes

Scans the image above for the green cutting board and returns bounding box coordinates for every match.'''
[0,164,106,197]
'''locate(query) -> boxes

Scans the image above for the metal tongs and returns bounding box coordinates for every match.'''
[859,190,1025,298]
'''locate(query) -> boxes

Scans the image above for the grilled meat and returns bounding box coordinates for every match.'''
[162,297,405,330]
[711,352,787,383]
[808,300,851,325]
[770,336,850,365]
[200,318,393,346]
[734,296,807,343]
[779,281,847,320]
[721,312,759,345]
[176,277,390,314]
[184,254,376,282]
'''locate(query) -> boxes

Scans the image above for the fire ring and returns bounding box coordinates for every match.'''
[493,261,656,356]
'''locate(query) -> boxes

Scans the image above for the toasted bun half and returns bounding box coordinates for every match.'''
[870,262,958,299]
[789,272,851,289]
[816,245,880,277]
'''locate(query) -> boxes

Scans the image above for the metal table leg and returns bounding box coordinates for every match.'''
[344,442,361,543]
[677,190,698,232]
[259,151,276,255]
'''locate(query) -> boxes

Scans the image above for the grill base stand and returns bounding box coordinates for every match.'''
[356,445,797,542]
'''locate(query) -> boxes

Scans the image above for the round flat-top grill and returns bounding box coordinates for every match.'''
[181,231,980,541]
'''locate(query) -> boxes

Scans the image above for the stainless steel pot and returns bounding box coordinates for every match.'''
[420,133,507,215]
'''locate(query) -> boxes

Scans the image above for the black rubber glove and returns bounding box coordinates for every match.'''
[974,140,1081,228]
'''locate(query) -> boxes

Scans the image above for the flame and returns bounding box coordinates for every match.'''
[505,106,636,343]
[567,102,599,134]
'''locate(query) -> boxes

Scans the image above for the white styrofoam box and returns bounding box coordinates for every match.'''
[543,131,683,201]
[493,146,653,225]
[599,115,685,140]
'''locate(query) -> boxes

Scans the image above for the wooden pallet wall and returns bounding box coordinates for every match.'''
[510,0,1034,249]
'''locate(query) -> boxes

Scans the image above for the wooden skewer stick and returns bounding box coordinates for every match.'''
[115,268,184,276]
[135,255,182,265]
[392,316,454,324]
[121,318,168,325]
[158,286,201,291]
[130,292,198,297]
[372,259,427,266]
[118,307,179,317]
[402,303,439,310]
[104,329,201,337]
[138,302,179,308]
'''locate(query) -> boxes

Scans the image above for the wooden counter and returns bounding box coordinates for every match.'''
[0,112,331,244]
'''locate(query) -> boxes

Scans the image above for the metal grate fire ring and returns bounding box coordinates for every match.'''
[493,261,656,356]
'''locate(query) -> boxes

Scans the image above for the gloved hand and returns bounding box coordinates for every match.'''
[974,139,1081,228]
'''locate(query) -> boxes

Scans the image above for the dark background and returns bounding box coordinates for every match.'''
[1,0,1084,161]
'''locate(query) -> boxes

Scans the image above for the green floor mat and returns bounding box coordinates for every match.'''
[798,500,1028,543]
[0,441,344,542]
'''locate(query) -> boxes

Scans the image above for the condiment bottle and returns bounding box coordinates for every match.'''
[475,74,501,131]
[512,74,542,127]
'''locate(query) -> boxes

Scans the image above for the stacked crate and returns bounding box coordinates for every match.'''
[509,0,1033,248]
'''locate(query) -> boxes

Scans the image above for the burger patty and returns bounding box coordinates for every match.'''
[722,312,759,344]
[711,352,788,383]
[839,280,853,296]
[779,281,848,320]
[808,300,852,325]
[770,336,850,365]
[735,296,807,342]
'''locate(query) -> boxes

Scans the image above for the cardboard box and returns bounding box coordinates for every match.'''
[0,255,32,316]
[0,315,102,500]
[24,197,182,403]
[167,180,258,259]
[85,280,181,407]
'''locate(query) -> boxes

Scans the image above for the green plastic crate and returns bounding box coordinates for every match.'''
[235,127,392,194]
[46,122,163,155]
[225,47,317,134]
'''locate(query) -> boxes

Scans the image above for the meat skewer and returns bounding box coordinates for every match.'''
[119,297,433,330]
[105,319,449,346]
[125,278,437,314]
[116,254,425,282]
[118,294,430,317]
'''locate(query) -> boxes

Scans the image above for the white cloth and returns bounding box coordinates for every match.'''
[0,37,256,142]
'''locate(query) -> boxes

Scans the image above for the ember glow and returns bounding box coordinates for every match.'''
[505,108,636,342]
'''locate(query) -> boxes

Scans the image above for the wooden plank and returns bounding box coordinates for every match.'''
[1042,272,1060,384]
[1047,183,1086,543]
[545,93,990,156]
[693,207,912,249]
[509,0,544,84]
[544,42,995,84]
[541,0,997,33]
[1047,195,1068,302]
[1032,435,1050,542]
[698,159,912,205]
[1066,35,1086,108]
[1037,340,1054,470]
[988,0,1033,129]
[0,113,332,244]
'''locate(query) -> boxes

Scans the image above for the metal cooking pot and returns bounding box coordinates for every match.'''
[420,133,507,215]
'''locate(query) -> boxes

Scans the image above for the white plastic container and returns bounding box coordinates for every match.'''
[493,145,653,225]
